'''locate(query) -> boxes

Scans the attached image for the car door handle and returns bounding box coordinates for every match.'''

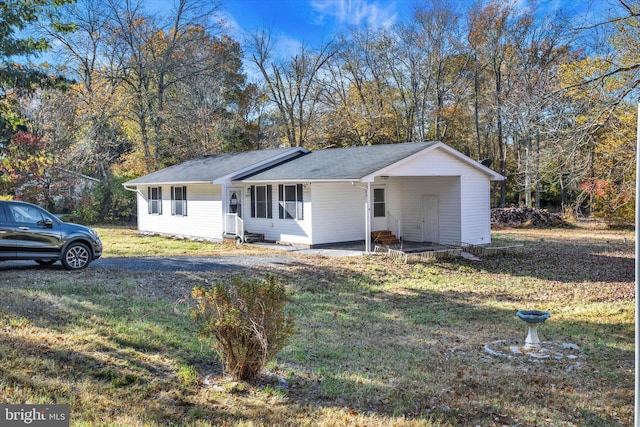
[18,227,30,231]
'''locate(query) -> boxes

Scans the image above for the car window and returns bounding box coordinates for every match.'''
[9,204,46,225]
[0,205,7,223]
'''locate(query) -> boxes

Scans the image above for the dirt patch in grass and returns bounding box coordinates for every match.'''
[0,225,634,426]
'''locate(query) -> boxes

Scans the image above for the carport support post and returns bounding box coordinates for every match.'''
[365,182,371,254]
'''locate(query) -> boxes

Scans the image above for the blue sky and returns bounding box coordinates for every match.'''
[221,0,411,46]
[215,0,605,80]
[219,0,605,54]
[223,0,406,38]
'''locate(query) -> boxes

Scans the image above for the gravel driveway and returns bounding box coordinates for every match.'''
[0,254,297,272]
[0,244,363,272]
[92,254,297,272]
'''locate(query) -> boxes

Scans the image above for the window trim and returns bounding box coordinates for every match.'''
[250,185,272,218]
[171,186,187,216]
[278,184,303,220]
[148,186,162,215]
[373,187,386,218]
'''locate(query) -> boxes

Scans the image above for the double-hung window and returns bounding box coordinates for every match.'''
[279,184,303,220]
[148,187,162,215]
[250,185,272,218]
[171,186,187,216]
[373,188,385,217]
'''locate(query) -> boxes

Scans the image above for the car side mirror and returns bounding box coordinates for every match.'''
[40,218,53,228]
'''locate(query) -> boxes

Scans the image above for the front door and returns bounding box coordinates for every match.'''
[228,189,242,217]
[226,189,243,236]
[422,196,439,243]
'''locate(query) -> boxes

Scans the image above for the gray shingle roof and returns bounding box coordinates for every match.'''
[239,141,438,181]
[123,148,301,185]
[123,141,502,187]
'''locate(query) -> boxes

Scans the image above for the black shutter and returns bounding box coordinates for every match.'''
[278,184,284,219]
[148,187,151,214]
[250,185,255,218]
[267,185,273,218]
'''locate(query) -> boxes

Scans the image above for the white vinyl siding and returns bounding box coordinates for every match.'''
[243,183,312,245]
[381,146,491,245]
[460,170,492,244]
[396,177,461,244]
[137,184,223,241]
[310,183,365,245]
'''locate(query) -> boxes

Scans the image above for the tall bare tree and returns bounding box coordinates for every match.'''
[249,29,337,148]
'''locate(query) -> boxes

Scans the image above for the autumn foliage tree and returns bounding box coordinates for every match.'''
[0,132,58,206]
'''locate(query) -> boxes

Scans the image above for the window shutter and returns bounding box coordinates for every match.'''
[183,186,187,216]
[250,185,255,218]
[171,186,175,215]
[148,187,151,214]
[278,184,284,219]
[297,184,303,220]
[267,185,273,218]
[158,187,162,214]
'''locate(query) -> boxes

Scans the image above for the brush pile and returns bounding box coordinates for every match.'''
[491,207,566,227]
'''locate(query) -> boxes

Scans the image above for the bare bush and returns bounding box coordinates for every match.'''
[192,274,294,381]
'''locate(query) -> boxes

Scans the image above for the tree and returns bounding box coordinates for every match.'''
[0,0,72,140]
[250,29,338,148]
[0,131,56,205]
[468,0,526,207]
[100,0,224,171]
[555,0,640,219]
[321,30,400,147]
[161,33,251,157]
[505,12,569,208]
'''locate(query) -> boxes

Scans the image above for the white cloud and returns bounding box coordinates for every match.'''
[214,10,245,40]
[310,0,398,30]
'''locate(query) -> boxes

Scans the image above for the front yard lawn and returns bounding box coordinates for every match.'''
[0,225,634,426]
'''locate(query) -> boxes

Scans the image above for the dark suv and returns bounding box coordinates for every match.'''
[0,200,102,270]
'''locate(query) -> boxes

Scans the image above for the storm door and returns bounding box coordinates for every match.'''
[228,189,242,218]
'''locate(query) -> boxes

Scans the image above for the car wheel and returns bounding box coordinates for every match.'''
[61,242,91,270]
[35,260,56,266]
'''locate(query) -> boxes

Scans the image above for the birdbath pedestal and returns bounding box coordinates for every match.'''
[516,310,550,350]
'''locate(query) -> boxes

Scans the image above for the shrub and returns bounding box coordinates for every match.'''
[192,274,294,381]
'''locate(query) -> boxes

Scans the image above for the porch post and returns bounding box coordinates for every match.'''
[222,184,228,235]
[365,182,371,253]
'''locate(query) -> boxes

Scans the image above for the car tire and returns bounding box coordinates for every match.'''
[35,260,56,266]
[61,242,91,270]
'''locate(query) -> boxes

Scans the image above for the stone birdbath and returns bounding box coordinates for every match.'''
[516,310,550,350]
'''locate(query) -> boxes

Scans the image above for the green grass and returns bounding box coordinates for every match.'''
[0,224,634,426]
